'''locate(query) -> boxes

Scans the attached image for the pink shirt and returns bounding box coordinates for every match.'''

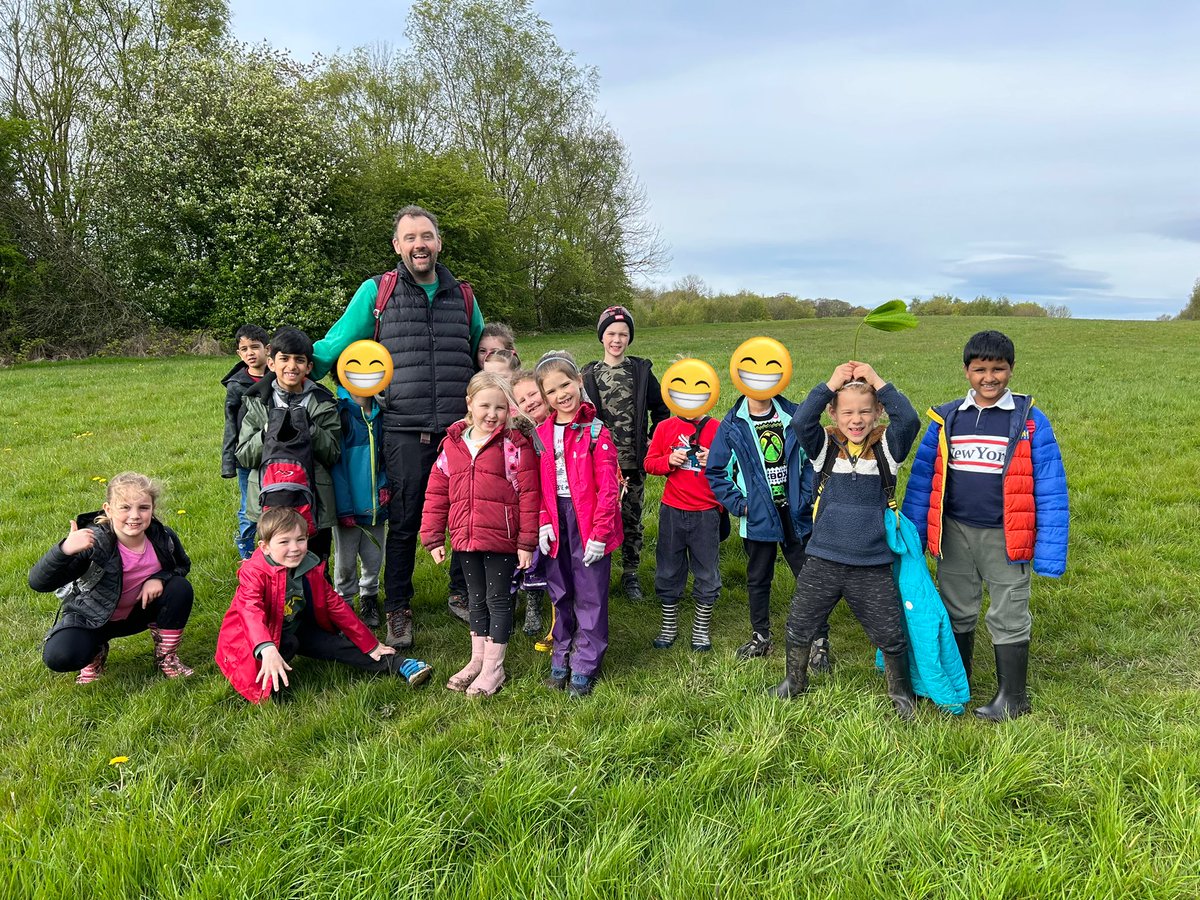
[110,541,161,621]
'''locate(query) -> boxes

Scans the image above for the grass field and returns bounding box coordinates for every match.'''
[2,316,1198,898]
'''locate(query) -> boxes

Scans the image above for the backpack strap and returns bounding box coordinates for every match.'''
[372,270,399,341]
[815,433,839,499]
[503,435,521,494]
[874,436,898,511]
[459,280,474,320]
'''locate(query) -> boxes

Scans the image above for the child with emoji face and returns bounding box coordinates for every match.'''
[643,358,724,652]
[706,337,835,669]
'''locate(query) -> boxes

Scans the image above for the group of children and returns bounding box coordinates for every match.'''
[31,312,1068,720]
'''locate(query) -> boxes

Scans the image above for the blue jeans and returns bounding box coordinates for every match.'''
[235,467,256,555]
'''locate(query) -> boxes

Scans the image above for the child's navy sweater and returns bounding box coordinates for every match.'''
[792,383,920,567]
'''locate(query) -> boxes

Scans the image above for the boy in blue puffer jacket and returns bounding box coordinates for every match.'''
[901,330,1068,722]
[706,388,833,668]
[331,379,389,629]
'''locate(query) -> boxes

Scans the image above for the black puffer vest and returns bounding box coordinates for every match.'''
[375,263,474,433]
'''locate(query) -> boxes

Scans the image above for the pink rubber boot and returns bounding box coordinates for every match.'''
[75,642,109,685]
[447,633,486,692]
[466,638,507,697]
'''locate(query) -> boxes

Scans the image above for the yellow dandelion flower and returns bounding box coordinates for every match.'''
[109,756,129,766]
[176,509,186,515]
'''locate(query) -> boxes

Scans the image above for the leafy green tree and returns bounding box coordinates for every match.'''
[815,298,853,318]
[311,43,442,160]
[0,114,141,359]
[406,0,665,327]
[0,0,228,242]
[93,42,342,335]
[325,148,525,325]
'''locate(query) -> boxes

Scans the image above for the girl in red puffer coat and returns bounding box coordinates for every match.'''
[420,372,541,696]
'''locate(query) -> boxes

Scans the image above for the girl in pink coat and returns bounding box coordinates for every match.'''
[420,373,541,696]
[533,351,623,697]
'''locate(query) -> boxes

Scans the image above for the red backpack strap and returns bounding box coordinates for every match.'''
[373,270,399,341]
[459,280,474,320]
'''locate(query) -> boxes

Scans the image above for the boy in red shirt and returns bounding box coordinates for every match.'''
[644,401,723,651]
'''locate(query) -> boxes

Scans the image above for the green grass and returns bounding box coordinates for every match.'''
[2,317,1199,898]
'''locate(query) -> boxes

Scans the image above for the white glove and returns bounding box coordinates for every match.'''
[538,524,556,555]
[582,539,606,566]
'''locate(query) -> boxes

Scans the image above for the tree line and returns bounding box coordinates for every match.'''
[627,277,1072,329]
[0,0,665,359]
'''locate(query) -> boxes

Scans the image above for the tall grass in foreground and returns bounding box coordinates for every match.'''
[1,317,1198,898]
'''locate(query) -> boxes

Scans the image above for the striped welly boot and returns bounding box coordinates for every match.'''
[76,642,110,685]
[149,626,194,678]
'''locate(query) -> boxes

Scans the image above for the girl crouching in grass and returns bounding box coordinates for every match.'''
[32,472,195,684]
[420,372,541,696]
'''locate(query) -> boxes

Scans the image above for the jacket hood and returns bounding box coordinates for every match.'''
[336,385,381,417]
[245,372,334,405]
[726,394,798,424]
[221,359,248,386]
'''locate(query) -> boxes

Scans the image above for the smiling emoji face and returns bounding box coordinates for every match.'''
[336,340,394,398]
[730,337,792,401]
[661,358,720,418]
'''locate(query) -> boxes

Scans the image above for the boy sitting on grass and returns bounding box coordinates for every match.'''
[215,507,432,704]
[902,330,1068,721]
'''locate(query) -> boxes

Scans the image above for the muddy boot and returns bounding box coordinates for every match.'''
[975,642,1032,722]
[466,639,507,697]
[522,591,543,636]
[771,639,810,699]
[954,629,975,682]
[447,633,486,692]
[385,608,414,649]
[622,573,643,601]
[359,594,381,628]
[883,651,917,720]
[807,637,834,674]
[543,665,568,691]
[447,591,470,626]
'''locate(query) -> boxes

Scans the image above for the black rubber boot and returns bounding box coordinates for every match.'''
[974,642,1032,722]
[953,629,975,682]
[882,651,917,720]
[360,594,381,629]
[770,639,810,699]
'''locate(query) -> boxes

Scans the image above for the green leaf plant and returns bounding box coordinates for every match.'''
[853,300,919,358]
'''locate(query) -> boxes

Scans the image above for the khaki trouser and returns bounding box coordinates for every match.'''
[937,518,1033,644]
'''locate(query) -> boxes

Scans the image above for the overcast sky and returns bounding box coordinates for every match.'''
[228,1,1200,319]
